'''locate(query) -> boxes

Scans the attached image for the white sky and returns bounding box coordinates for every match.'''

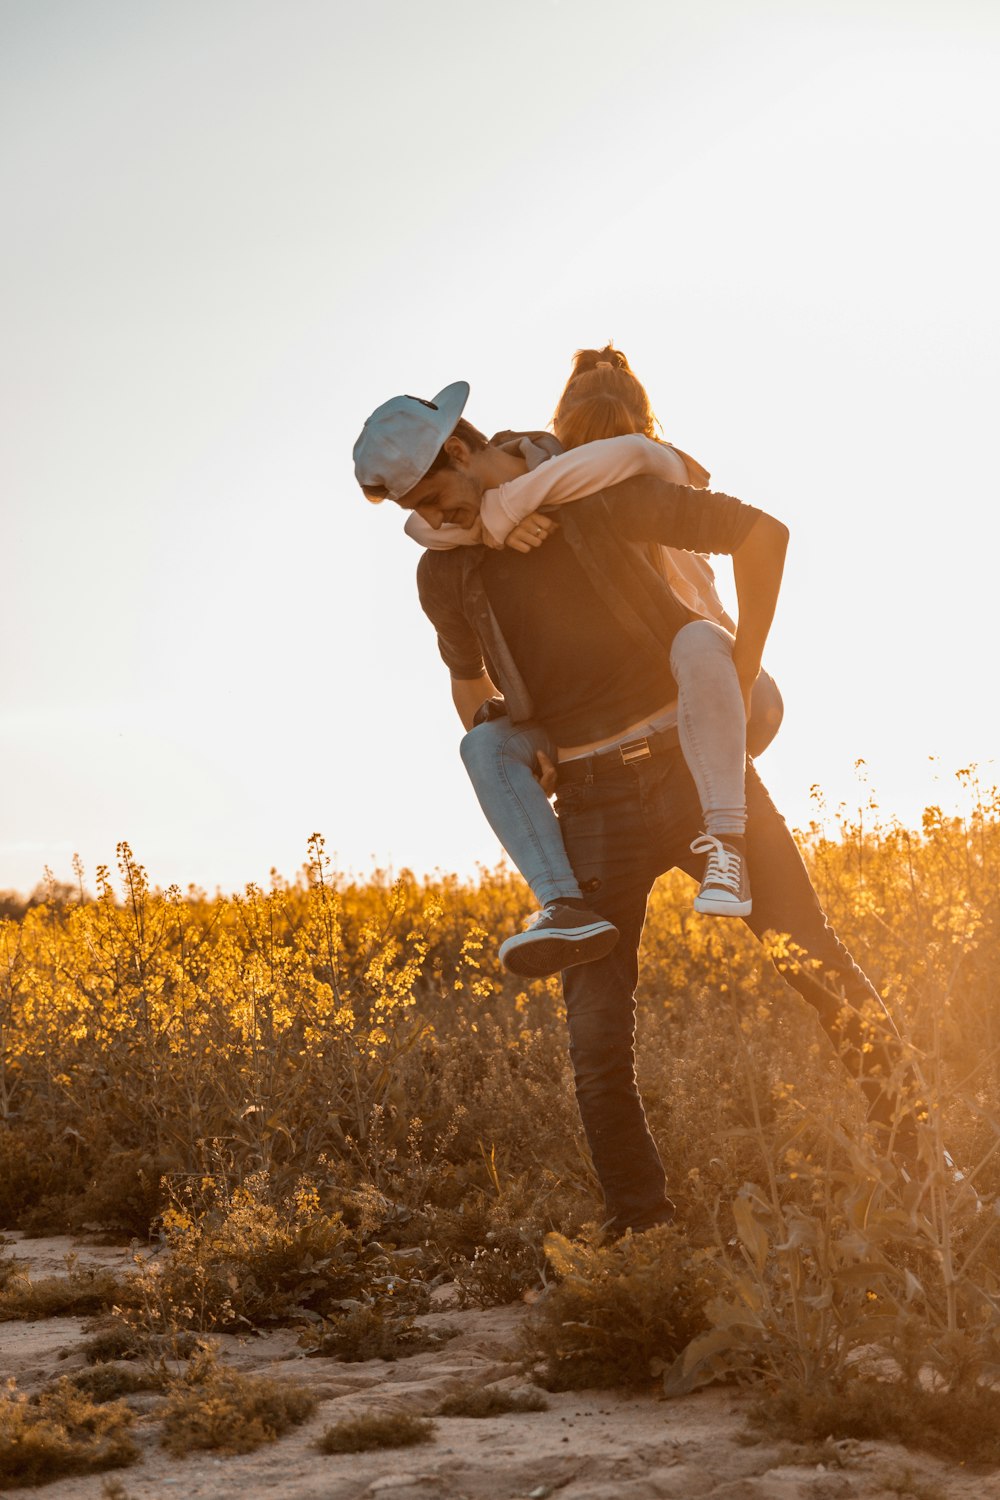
[2,0,998,896]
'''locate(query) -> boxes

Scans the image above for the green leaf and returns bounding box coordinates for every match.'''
[733,1193,770,1276]
[662,1326,744,1397]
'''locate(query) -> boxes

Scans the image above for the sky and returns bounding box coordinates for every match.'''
[2,0,998,897]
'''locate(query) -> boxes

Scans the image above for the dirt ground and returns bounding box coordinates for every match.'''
[2,1233,1000,1500]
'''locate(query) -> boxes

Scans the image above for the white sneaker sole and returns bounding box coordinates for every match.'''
[693,893,752,918]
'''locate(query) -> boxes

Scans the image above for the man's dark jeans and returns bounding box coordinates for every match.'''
[555,745,906,1233]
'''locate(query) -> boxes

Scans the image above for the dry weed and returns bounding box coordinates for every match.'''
[318,1412,434,1453]
[0,1261,131,1323]
[302,1305,455,1362]
[159,1345,315,1455]
[437,1385,547,1416]
[522,1224,716,1390]
[752,1378,1000,1468]
[0,1378,137,1489]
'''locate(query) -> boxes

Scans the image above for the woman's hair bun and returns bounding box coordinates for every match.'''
[570,344,631,377]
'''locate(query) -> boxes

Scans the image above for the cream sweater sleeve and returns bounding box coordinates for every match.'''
[403,511,486,550]
[480,433,690,544]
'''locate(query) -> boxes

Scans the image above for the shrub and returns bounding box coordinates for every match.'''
[159,1346,315,1455]
[0,1129,88,1233]
[72,1149,163,1238]
[437,1385,547,1416]
[661,1017,1000,1403]
[62,1365,167,1403]
[130,1171,423,1333]
[522,1225,716,1390]
[302,1305,456,1362]
[318,1412,434,1453]
[0,1262,131,1323]
[100,1480,138,1500]
[0,1379,137,1489]
[437,1170,589,1309]
[752,1378,1000,1467]
[79,1319,154,1364]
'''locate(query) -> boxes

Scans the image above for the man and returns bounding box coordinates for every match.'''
[354,381,912,1235]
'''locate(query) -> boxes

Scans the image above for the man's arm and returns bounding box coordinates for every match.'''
[597,476,788,710]
[451,672,500,730]
[604,473,758,554]
[415,555,500,729]
[731,514,788,713]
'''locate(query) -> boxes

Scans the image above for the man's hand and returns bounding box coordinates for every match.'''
[534,749,558,797]
[506,513,559,553]
[732,638,762,721]
[735,664,758,722]
[452,672,500,730]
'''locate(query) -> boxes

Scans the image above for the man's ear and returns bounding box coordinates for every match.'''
[442,435,472,469]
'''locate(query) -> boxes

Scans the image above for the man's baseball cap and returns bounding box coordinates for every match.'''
[353,380,471,502]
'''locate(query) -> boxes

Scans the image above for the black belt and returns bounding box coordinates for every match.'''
[556,723,681,786]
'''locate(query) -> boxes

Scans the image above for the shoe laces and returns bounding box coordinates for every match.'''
[690,833,743,893]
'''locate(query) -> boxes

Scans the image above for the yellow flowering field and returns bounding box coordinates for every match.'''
[2,777,999,1428]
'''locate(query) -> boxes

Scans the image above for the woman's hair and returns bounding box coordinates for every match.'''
[552,345,660,450]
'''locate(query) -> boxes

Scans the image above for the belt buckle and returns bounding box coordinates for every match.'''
[619,736,651,765]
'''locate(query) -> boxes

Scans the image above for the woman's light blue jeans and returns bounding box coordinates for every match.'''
[459,619,784,910]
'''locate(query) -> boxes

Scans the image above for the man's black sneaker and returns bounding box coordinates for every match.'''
[499,903,619,978]
[690,833,752,917]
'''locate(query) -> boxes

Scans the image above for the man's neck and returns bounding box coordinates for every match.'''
[473,447,528,488]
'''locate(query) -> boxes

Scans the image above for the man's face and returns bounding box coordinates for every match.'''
[398,463,484,532]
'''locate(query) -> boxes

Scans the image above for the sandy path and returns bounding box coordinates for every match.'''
[2,1233,999,1500]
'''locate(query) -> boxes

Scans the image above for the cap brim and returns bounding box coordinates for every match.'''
[430,380,470,440]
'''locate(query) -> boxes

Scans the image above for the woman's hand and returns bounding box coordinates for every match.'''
[505,513,559,553]
[533,749,558,797]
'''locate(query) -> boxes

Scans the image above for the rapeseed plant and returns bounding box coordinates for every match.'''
[126,1169,418,1333]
